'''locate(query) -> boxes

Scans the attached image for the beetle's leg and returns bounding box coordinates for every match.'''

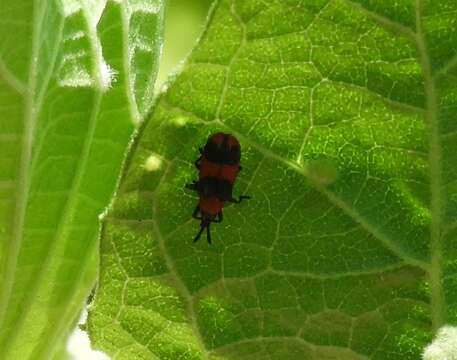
[229,195,251,203]
[192,205,201,220]
[193,225,206,242]
[212,211,223,223]
[185,181,199,191]
[206,224,212,244]
[194,156,202,169]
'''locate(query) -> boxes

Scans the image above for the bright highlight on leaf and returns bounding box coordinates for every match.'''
[144,153,163,172]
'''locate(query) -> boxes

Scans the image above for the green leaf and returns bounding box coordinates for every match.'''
[0,0,164,358]
[88,0,457,358]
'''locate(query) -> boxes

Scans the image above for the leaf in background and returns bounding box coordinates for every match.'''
[0,0,164,358]
[88,0,457,359]
[155,0,215,88]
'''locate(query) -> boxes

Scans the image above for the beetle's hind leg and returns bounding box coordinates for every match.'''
[229,195,251,203]
[212,211,223,223]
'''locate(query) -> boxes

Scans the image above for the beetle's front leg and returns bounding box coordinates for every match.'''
[194,156,202,169]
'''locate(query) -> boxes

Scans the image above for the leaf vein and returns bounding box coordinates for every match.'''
[415,0,446,330]
[341,0,416,40]
[152,220,210,359]
[0,57,26,94]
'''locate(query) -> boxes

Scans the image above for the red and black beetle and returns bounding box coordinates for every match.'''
[186,132,250,243]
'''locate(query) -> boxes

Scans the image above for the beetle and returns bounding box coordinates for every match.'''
[186,132,250,243]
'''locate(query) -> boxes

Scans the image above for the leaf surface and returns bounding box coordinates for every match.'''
[88,0,457,359]
[0,0,164,358]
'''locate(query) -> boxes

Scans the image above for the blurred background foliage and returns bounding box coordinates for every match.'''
[156,0,214,89]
